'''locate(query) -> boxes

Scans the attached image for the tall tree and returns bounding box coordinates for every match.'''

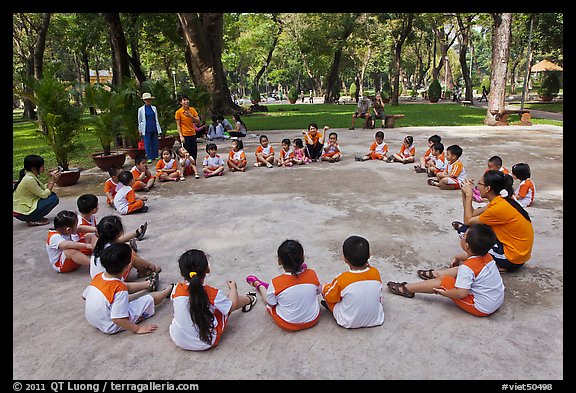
[455,13,478,102]
[177,13,240,115]
[389,13,414,105]
[103,13,131,87]
[485,13,512,125]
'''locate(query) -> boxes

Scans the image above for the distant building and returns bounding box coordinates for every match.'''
[89,69,113,85]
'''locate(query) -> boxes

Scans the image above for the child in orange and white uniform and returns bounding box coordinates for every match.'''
[104,166,122,207]
[83,242,172,335]
[156,147,182,182]
[227,139,247,172]
[246,239,321,331]
[321,131,342,162]
[427,144,466,190]
[356,130,388,161]
[177,146,200,179]
[386,223,504,317]
[277,138,295,167]
[472,156,511,203]
[511,163,535,208]
[46,210,96,273]
[415,134,442,173]
[292,138,311,165]
[321,235,384,328]
[424,142,446,177]
[169,249,256,351]
[114,171,148,214]
[130,156,155,192]
[202,143,225,177]
[387,135,416,164]
[254,134,275,168]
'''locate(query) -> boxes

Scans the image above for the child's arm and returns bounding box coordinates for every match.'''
[226,280,241,310]
[112,317,158,334]
[59,240,93,252]
[432,286,469,299]
[77,225,97,234]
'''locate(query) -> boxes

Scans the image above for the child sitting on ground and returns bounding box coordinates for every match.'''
[386,223,504,317]
[130,156,155,192]
[427,144,466,190]
[83,242,172,335]
[424,142,446,177]
[321,235,385,328]
[292,138,311,165]
[511,162,535,208]
[356,130,389,161]
[104,166,122,207]
[415,134,442,173]
[202,143,225,177]
[387,135,416,164]
[472,156,511,203]
[277,138,295,167]
[114,170,148,214]
[46,210,97,273]
[168,249,256,351]
[321,130,341,162]
[246,239,321,331]
[156,147,182,182]
[177,146,200,179]
[227,139,247,172]
[254,134,275,168]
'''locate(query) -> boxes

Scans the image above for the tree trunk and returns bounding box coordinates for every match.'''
[324,15,357,104]
[177,13,241,115]
[456,14,473,102]
[391,13,413,105]
[33,13,51,80]
[103,13,131,87]
[484,13,512,125]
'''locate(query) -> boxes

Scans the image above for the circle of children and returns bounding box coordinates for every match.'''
[44,122,536,351]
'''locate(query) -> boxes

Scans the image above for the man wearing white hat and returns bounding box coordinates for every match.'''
[137,92,163,163]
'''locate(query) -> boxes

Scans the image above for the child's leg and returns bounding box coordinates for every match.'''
[63,249,91,266]
[255,153,267,165]
[438,178,460,190]
[127,200,146,214]
[404,277,443,294]
[212,166,224,175]
[146,177,155,189]
[132,180,146,191]
[148,285,172,306]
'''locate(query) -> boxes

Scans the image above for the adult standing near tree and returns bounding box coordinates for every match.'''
[138,92,163,164]
[175,94,201,162]
[13,154,60,227]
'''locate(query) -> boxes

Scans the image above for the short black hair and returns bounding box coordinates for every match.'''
[342,235,370,267]
[511,163,531,180]
[205,143,218,152]
[77,194,99,214]
[118,170,133,186]
[99,243,132,275]
[431,142,444,153]
[428,134,442,144]
[282,138,291,145]
[465,224,497,256]
[375,131,384,139]
[488,156,503,167]
[446,144,463,158]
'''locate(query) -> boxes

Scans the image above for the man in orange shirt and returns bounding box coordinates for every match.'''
[175,94,201,162]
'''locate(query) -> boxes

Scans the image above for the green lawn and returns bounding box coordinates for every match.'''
[12,103,562,180]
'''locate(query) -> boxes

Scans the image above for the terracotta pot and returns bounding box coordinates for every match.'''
[158,135,176,151]
[55,169,81,187]
[91,151,126,172]
[124,147,145,160]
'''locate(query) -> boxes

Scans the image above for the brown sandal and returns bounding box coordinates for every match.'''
[417,269,436,280]
[386,281,414,298]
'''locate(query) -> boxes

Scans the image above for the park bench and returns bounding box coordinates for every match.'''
[461,100,473,107]
[489,109,532,126]
[384,114,405,128]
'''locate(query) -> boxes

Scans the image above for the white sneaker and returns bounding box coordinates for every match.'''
[254,162,261,167]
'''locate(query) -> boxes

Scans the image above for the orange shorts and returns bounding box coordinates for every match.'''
[266,305,319,331]
[440,276,490,317]
[54,256,81,273]
[370,153,384,160]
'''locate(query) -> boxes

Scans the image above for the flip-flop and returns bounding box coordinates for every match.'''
[246,275,269,289]
[146,272,159,292]
[427,179,439,186]
[136,222,148,240]
[242,292,257,312]
[165,283,175,299]
[451,221,464,231]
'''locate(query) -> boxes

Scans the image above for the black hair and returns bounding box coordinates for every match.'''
[93,215,125,260]
[465,224,497,256]
[178,249,214,346]
[428,134,442,144]
[431,142,444,153]
[233,113,247,131]
[211,114,218,122]
[483,170,531,222]
[328,132,338,139]
[308,123,319,130]
[216,114,224,121]
[77,194,99,214]
[53,210,77,229]
[14,154,45,192]
[180,94,189,101]
[403,135,414,145]
[511,163,531,181]
[99,242,132,275]
[277,240,305,275]
[205,143,218,153]
[135,156,147,165]
[375,131,384,140]
[446,144,463,159]
[259,134,268,143]
[118,170,134,186]
[282,138,291,146]
[488,156,503,167]
[342,235,370,267]
[161,147,175,160]
[108,165,120,177]
[293,138,304,148]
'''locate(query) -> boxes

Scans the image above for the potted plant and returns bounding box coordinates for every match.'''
[288,87,299,104]
[427,79,442,103]
[538,72,560,102]
[82,83,127,171]
[15,74,85,186]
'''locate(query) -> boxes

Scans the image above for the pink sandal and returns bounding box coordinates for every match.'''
[246,275,269,289]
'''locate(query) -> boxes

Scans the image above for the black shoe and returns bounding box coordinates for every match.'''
[355,157,363,161]
[320,300,331,312]
[136,206,149,213]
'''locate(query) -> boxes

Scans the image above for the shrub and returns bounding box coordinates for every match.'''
[428,79,442,102]
[539,72,561,99]
[250,85,261,103]
[288,86,299,103]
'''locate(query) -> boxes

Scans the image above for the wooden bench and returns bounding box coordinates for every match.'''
[489,109,532,126]
[461,100,473,107]
[384,114,405,128]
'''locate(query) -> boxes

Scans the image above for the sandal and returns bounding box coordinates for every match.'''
[417,269,436,280]
[451,221,464,231]
[146,272,159,292]
[427,179,439,186]
[26,218,50,227]
[165,283,175,299]
[129,238,138,252]
[136,222,148,241]
[414,167,427,173]
[386,281,414,298]
[242,292,257,312]
[246,275,269,290]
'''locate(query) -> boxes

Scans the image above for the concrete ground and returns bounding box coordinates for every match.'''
[13,123,563,381]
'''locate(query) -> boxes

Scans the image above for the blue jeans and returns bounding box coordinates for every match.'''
[14,192,59,222]
[143,132,159,160]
